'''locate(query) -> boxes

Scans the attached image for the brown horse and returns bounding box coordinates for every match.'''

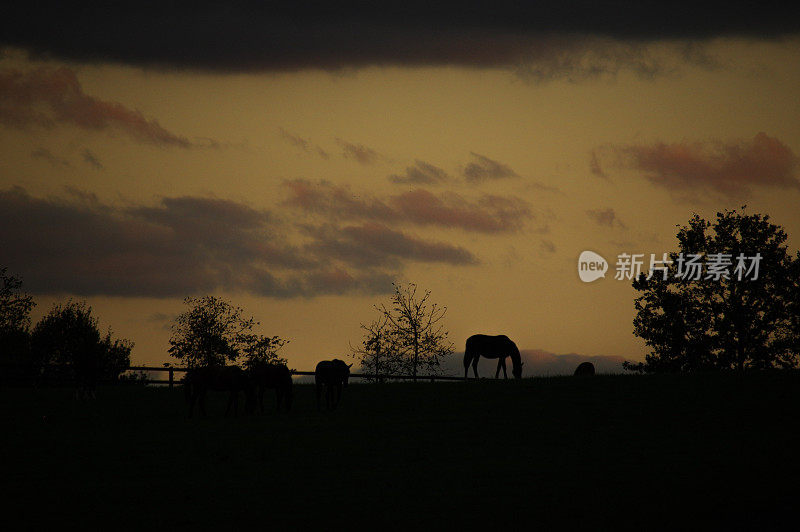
[463,334,524,379]
[184,365,255,417]
[315,359,351,410]
[250,362,293,412]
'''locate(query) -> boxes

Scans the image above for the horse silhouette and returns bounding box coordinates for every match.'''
[250,362,293,412]
[315,359,351,410]
[574,362,595,376]
[463,334,524,379]
[184,365,255,417]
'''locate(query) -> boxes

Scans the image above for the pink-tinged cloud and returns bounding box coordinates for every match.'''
[2,187,482,297]
[304,222,477,267]
[586,207,625,228]
[0,67,192,147]
[589,150,608,179]
[336,138,382,165]
[622,133,800,197]
[463,152,519,182]
[283,180,532,233]
[389,189,531,233]
[279,128,329,159]
[389,160,450,184]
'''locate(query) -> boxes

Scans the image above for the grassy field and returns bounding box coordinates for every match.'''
[2,372,799,529]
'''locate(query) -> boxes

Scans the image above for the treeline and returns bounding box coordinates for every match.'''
[0,267,134,385]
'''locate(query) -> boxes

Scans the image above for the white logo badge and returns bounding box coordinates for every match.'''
[578,251,608,282]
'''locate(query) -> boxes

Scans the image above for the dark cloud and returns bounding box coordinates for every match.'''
[31,147,70,167]
[389,160,450,185]
[463,152,519,182]
[279,128,329,159]
[390,189,531,233]
[589,150,608,179]
[586,208,625,228]
[0,186,480,298]
[619,132,800,197]
[283,180,532,233]
[0,67,192,146]
[337,139,383,165]
[303,222,478,268]
[82,149,104,170]
[1,3,796,74]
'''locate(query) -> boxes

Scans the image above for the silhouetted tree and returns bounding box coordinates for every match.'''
[0,267,36,381]
[376,283,453,381]
[31,300,133,382]
[241,333,288,371]
[626,208,799,372]
[169,296,255,368]
[169,295,287,370]
[350,314,400,381]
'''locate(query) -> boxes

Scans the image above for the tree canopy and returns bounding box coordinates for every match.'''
[353,283,453,380]
[0,266,35,334]
[169,295,287,369]
[31,299,133,381]
[627,209,800,372]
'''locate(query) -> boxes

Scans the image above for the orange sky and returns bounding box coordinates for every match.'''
[2,27,799,373]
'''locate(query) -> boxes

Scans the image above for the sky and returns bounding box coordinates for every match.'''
[2,2,799,374]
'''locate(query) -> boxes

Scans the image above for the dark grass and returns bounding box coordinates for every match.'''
[2,373,800,529]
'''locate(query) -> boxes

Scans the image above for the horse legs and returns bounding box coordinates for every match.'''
[471,357,479,378]
[501,358,508,379]
[495,359,502,378]
[333,383,342,409]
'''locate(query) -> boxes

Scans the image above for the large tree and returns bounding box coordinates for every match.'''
[31,300,133,382]
[350,314,401,381]
[169,295,287,369]
[1,267,35,334]
[365,282,453,381]
[627,209,799,372]
[0,267,36,380]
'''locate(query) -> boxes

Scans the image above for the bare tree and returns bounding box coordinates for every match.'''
[351,314,398,381]
[376,283,453,381]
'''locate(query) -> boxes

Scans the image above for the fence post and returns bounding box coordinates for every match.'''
[168,368,174,388]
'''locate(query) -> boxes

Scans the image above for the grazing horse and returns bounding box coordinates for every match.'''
[315,359,352,410]
[184,365,255,418]
[250,362,293,412]
[463,334,524,380]
[574,362,595,376]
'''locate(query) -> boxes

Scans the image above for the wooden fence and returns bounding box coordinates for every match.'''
[127,365,466,387]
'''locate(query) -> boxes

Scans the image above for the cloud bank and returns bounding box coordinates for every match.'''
[0,186,483,298]
[283,180,532,233]
[0,67,192,146]
[620,132,800,197]
[2,3,797,75]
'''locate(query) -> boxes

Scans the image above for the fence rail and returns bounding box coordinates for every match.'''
[125,365,465,387]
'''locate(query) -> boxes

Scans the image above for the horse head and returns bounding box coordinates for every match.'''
[512,361,524,379]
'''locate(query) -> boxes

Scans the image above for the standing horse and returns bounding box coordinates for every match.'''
[463,334,524,379]
[184,365,255,418]
[250,362,293,412]
[315,359,351,410]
